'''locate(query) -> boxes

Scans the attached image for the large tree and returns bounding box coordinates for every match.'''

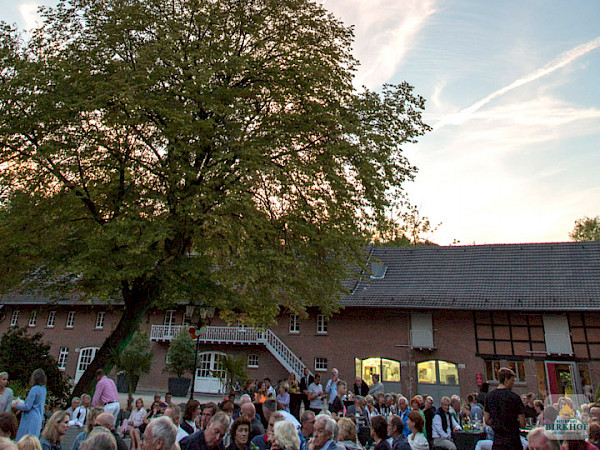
[0,0,430,395]
[570,216,600,241]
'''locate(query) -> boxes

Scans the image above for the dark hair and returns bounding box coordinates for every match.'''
[96,369,105,377]
[202,402,218,416]
[388,415,403,435]
[221,401,234,413]
[0,413,18,440]
[467,394,476,404]
[264,378,271,382]
[480,382,489,393]
[534,399,544,411]
[231,416,252,443]
[183,399,200,421]
[31,368,47,386]
[370,415,387,440]
[407,411,424,433]
[263,399,277,413]
[497,367,515,384]
[165,392,172,397]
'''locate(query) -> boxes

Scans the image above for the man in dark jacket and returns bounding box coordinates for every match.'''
[180,412,229,450]
[353,377,369,397]
[299,368,315,414]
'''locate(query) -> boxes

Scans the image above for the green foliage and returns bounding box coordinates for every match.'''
[595,383,600,403]
[0,327,71,407]
[374,196,440,246]
[164,331,196,378]
[116,331,152,395]
[213,354,247,395]
[570,216,600,241]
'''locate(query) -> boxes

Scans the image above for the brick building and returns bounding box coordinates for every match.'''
[1,241,599,403]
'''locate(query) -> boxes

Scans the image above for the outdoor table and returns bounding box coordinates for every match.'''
[289,392,303,420]
[452,430,486,450]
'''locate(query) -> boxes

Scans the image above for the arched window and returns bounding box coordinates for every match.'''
[355,358,400,383]
[417,360,459,385]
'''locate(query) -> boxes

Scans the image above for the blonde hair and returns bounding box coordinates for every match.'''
[273,420,300,450]
[86,407,104,433]
[81,427,117,450]
[16,435,42,450]
[41,411,68,444]
[337,418,357,443]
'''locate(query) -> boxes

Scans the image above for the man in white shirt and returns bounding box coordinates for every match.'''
[432,396,461,450]
[307,375,325,414]
[164,404,189,442]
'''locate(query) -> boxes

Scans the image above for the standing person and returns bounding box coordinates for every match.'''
[368,375,384,397]
[329,381,346,420]
[264,380,276,399]
[14,369,47,440]
[91,370,120,423]
[276,383,291,413]
[0,373,14,413]
[299,369,314,415]
[353,377,369,397]
[39,411,69,450]
[307,376,324,415]
[483,368,525,450]
[324,369,339,411]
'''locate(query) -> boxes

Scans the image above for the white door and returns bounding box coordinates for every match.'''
[194,352,226,394]
[75,347,99,383]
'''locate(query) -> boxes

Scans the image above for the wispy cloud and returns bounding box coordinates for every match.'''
[324,0,438,88]
[18,2,41,30]
[436,36,600,129]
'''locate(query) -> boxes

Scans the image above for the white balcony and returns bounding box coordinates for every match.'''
[150,325,184,342]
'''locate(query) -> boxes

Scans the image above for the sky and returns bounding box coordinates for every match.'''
[2,0,599,245]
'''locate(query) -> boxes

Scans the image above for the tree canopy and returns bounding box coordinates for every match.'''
[570,216,600,242]
[0,0,430,394]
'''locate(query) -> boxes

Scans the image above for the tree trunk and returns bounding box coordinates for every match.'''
[71,279,154,397]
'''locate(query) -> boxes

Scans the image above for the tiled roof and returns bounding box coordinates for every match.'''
[0,292,116,306]
[343,241,600,311]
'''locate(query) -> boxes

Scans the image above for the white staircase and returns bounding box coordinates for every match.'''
[150,325,306,378]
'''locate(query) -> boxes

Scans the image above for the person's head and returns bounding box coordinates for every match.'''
[240,402,256,420]
[407,411,424,434]
[142,416,177,450]
[243,379,255,391]
[304,368,310,376]
[466,394,476,405]
[332,369,339,378]
[314,374,321,384]
[204,413,231,449]
[30,369,46,387]
[372,374,379,383]
[397,396,408,412]
[16,434,42,450]
[96,369,105,381]
[154,394,161,403]
[221,401,234,417]
[300,410,316,437]
[370,415,387,441]
[588,422,600,444]
[313,416,336,450]
[263,378,271,389]
[41,411,69,443]
[231,416,251,447]
[480,382,489,393]
[262,399,278,421]
[337,417,357,443]
[0,373,8,389]
[279,382,289,395]
[387,415,402,438]
[85,407,104,433]
[163,404,181,426]
[135,398,144,410]
[521,394,528,405]
[336,381,347,397]
[0,438,17,450]
[424,396,434,410]
[354,396,363,409]
[497,367,516,387]
[70,397,81,409]
[165,393,172,405]
[355,376,362,385]
[81,427,117,450]
[0,413,18,440]
[410,396,422,410]
[81,394,91,407]
[266,412,285,444]
[95,412,118,431]
[534,399,544,414]
[440,396,451,413]
[527,427,560,450]
[183,399,201,421]
[239,394,252,406]
[273,420,300,450]
[288,372,296,382]
[201,402,218,429]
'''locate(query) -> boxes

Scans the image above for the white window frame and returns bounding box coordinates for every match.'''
[315,357,328,372]
[95,311,106,329]
[164,310,176,327]
[289,314,300,334]
[316,315,328,335]
[247,354,259,368]
[543,315,573,355]
[28,311,37,327]
[57,347,69,370]
[66,311,76,328]
[10,310,19,327]
[47,311,56,328]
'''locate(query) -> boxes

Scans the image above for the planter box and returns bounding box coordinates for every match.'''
[168,377,191,397]
[117,374,130,393]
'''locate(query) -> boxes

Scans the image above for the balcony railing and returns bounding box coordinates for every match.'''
[150,325,183,341]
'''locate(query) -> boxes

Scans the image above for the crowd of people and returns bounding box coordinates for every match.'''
[1,366,600,450]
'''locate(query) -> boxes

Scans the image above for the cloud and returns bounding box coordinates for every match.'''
[323,0,438,88]
[436,36,600,129]
[18,2,41,30]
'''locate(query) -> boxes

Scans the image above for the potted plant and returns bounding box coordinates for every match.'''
[164,329,196,396]
[116,331,153,396]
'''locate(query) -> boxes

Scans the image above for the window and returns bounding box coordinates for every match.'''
[95,311,106,329]
[315,358,328,372]
[10,310,19,327]
[47,311,56,328]
[417,360,459,385]
[485,360,501,382]
[543,315,573,355]
[508,361,526,382]
[164,310,176,327]
[289,314,299,333]
[28,311,37,327]
[57,348,69,370]
[66,311,75,328]
[411,313,434,348]
[248,354,259,368]
[357,358,401,383]
[182,311,193,326]
[317,315,327,334]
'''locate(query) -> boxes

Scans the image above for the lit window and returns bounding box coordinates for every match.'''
[66,311,75,328]
[417,360,459,385]
[58,347,69,370]
[95,312,106,329]
[289,314,299,333]
[47,311,56,328]
[417,361,437,384]
[248,354,259,368]
[485,360,501,382]
[10,310,19,327]
[28,311,37,327]
[438,361,459,385]
[315,358,328,372]
[317,315,327,334]
[508,361,526,382]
